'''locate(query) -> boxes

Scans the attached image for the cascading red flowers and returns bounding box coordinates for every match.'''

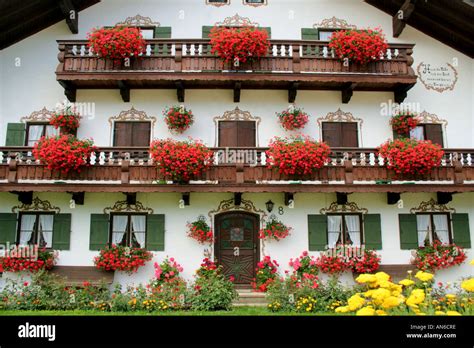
[93,244,152,274]
[164,106,194,134]
[258,218,292,241]
[150,138,213,182]
[33,135,96,175]
[350,250,381,274]
[209,25,270,64]
[187,216,213,244]
[252,256,279,292]
[266,135,331,176]
[277,107,309,131]
[0,248,57,273]
[377,138,444,176]
[50,106,81,133]
[329,28,388,65]
[315,254,351,275]
[87,26,146,60]
[288,251,319,288]
[412,241,467,272]
[390,111,419,136]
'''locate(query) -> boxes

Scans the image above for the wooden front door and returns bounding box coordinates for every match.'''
[215,212,259,287]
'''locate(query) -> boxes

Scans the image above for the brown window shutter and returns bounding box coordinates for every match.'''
[424,124,443,147]
[237,121,256,147]
[132,122,151,146]
[341,122,358,147]
[113,122,133,146]
[322,122,341,147]
[218,121,238,147]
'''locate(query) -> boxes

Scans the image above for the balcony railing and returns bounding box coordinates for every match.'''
[56,39,417,103]
[1,147,473,192]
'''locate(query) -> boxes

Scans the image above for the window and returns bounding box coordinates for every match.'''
[318,29,340,41]
[17,213,55,248]
[416,213,451,247]
[207,0,229,4]
[139,26,155,39]
[322,122,358,148]
[113,122,151,147]
[410,124,443,146]
[327,214,362,248]
[26,123,59,146]
[110,214,147,248]
[244,0,266,5]
[218,121,256,147]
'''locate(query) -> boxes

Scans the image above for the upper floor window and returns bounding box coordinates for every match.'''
[244,0,267,5]
[322,122,358,148]
[327,214,362,248]
[410,124,443,147]
[218,121,256,147]
[18,213,55,248]
[113,121,151,147]
[111,214,147,248]
[416,213,451,246]
[26,123,59,146]
[318,29,341,41]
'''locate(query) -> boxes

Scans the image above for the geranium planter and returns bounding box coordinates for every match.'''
[187,216,213,244]
[163,106,194,134]
[390,111,419,138]
[329,28,388,65]
[0,248,57,273]
[259,218,292,241]
[50,106,81,134]
[412,241,467,272]
[93,245,153,274]
[277,107,309,131]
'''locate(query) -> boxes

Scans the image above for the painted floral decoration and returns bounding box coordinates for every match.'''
[164,106,194,134]
[266,135,331,176]
[329,28,388,65]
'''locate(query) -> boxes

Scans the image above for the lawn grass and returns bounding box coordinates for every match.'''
[0,307,341,316]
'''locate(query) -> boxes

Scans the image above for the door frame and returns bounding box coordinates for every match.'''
[214,211,260,286]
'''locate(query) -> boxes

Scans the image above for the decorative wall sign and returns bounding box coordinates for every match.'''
[319,202,368,215]
[417,62,458,93]
[20,107,54,123]
[12,197,61,213]
[410,199,455,214]
[103,200,154,214]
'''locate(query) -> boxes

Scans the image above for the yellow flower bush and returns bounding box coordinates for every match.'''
[399,279,415,287]
[347,294,365,311]
[406,289,425,308]
[415,271,434,282]
[355,274,377,284]
[461,278,474,292]
[356,306,375,316]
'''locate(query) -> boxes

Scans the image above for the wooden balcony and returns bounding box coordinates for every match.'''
[56,39,417,103]
[1,147,473,194]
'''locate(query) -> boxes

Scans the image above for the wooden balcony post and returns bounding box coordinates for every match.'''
[175,43,183,72]
[236,163,244,184]
[56,43,66,73]
[344,159,353,184]
[121,160,130,184]
[292,44,301,73]
[453,158,464,184]
[7,154,18,183]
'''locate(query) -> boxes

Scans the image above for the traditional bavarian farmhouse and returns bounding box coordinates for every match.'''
[0,0,473,290]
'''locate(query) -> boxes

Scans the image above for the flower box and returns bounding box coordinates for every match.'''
[0,248,57,273]
[93,245,153,274]
[87,26,146,61]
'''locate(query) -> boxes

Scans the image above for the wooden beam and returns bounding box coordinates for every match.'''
[58,80,76,102]
[341,83,357,104]
[124,192,136,205]
[10,191,33,205]
[336,192,348,205]
[387,192,401,205]
[182,192,190,206]
[58,0,79,34]
[71,192,85,205]
[288,82,298,103]
[118,81,130,102]
[393,0,417,38]
[437,192,453,205]
[233,82,241,103]
[284,192,294,206]
[176,81,185,102]
[234,192,242,206]
[394,83,415,103]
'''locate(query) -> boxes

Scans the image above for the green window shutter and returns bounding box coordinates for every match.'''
[147,214,165,251]
[202,26,213,38]
[260,27,271,38]
[308,215,327,251]
[363,214,382,250]
[452,213,471,248]
[52,214,72,250]
[399,214,418,250]
[6,123,26,146]
[89,214,109,250]
[301,28,318,40]
[0,213,18,245]
[154,26,172,38]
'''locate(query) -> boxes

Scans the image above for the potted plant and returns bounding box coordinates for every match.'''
[93,244,153,273]
[258,217,292,241]
[164,105,194,134]
[277,107,309,131]
[266,135,331,177]
[329,27,388,65]
[252,256,279,292]
[390,111,419,138]
[187,216,213,244]
[149,138,213,183]
[0,247,57,273]
[209,25,270,69]
[377,138,444,177]
[87,26,146,63]
[33,134,96,175]
[50,105,81,135]
[412,241,467,272]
